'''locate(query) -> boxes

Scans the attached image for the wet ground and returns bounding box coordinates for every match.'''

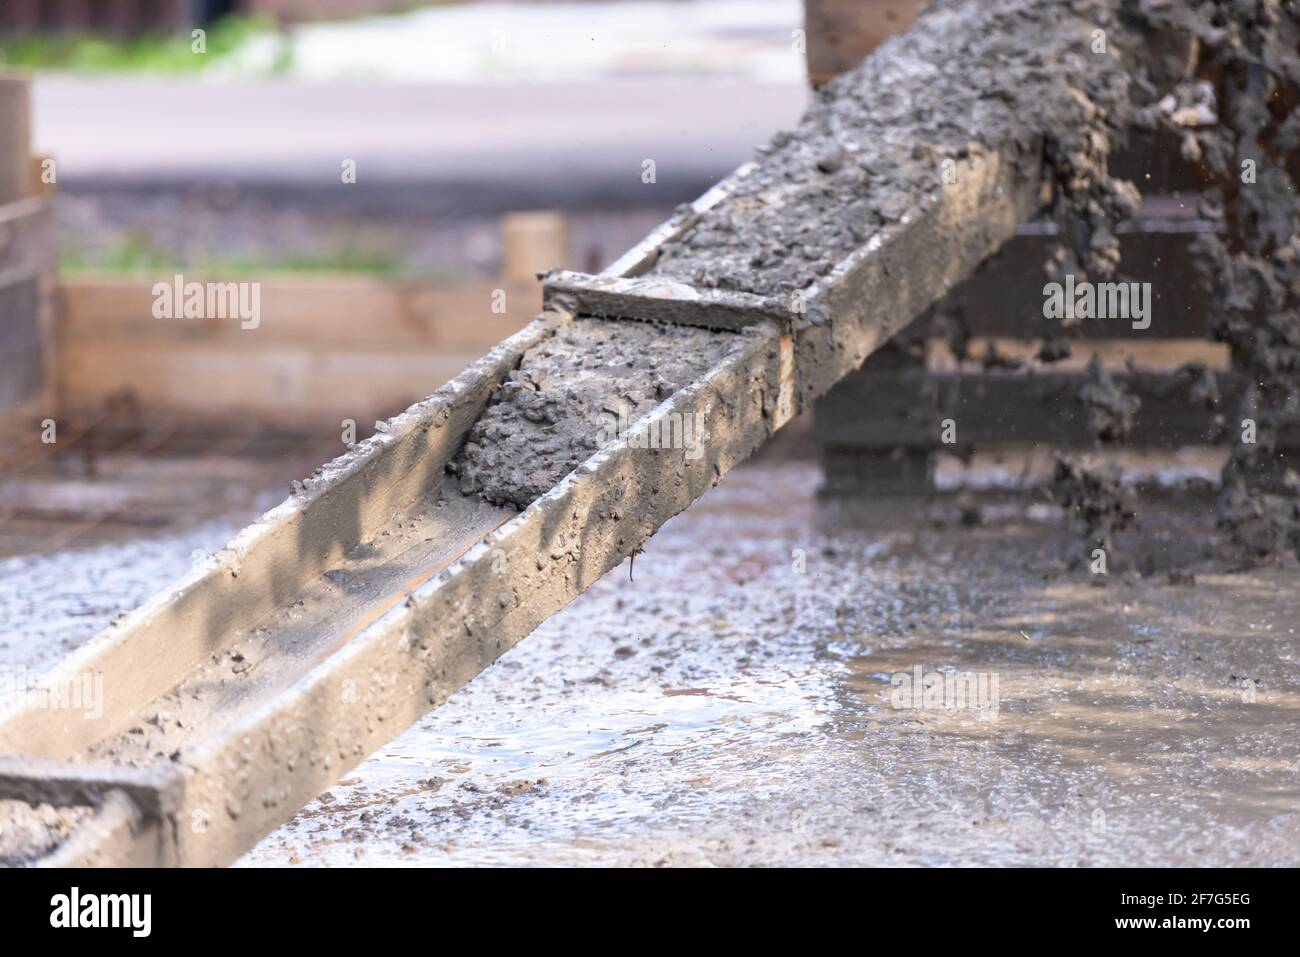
[3,459,1298,866]
[237,463,1298,867]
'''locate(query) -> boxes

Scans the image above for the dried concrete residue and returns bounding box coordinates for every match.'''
[644,0,1138,299]
[1131,2,1300,559]
[0,800,90,866]
[449,318,741,509]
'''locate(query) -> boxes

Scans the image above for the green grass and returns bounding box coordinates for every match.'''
[61,235,421,278]
[0,15,287,74]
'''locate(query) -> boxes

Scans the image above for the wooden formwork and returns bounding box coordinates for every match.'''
[804,0,925,87]
[0,71,57,460]
[49,210,566,451]
[55,275,542,435]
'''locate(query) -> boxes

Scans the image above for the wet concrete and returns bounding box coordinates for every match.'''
[450,317,742,509]
[1132,3,1300,556]
[646,0,1139,297]
[0,518,245,680]
[221,462,1300,867]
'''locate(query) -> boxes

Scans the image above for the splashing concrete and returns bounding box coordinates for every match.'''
[1133,1,1300,558]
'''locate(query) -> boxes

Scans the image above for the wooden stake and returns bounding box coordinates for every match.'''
[502,211,568,282]
[0,70,33,205]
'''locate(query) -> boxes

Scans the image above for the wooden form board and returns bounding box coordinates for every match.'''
[56,275,542,428]
[0,197,57,448]
[805,0,925,86]
[0,72,55,451]
[0,72,33,205]
[815,362,1265,451]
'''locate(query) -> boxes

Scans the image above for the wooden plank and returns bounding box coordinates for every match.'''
[502,211,568,282]
[59,343,489,425]
[30,153,55,197]
[0,71,32,205]
[0,197,57,447]
[926,337,1228,372]
[58,276,540,350]
[544,269,788,331]
[56,275,542,426]
[804,0,924,86]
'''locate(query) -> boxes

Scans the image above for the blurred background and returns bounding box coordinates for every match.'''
[10,0,815,280]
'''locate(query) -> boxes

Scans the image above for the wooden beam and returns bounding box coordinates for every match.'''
[56,275,542,426]
[805,0,924,86]
[1,0,1143,867]
[0,71,32,205]
[0,197,56,449]
[502,211,568,283]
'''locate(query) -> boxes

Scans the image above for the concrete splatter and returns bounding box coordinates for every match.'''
[1135,1,1300,559]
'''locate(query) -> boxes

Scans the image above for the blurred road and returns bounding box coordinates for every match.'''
[33,76,808,213]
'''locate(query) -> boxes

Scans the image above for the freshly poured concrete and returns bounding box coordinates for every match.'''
[451,318,743,509]
[647,0,1139,297]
